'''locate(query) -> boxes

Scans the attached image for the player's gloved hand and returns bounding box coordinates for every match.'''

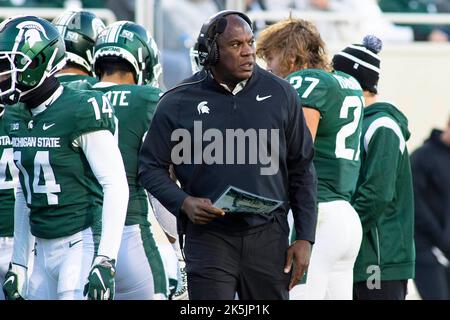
[2,263,28,300]
[83,256,116,300]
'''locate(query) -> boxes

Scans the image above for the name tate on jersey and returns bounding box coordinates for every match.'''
[12,137,61,148]
[104,90,130,106]
[0,136,12,146]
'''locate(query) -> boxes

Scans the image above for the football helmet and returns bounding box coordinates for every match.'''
[53,10,105,74]
[93,21,162,87]
[0,16,66,105]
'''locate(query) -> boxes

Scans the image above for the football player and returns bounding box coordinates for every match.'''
[257,19,364,299]
[53,10,105,85]
[90,21,169,299]
[333,36,415,300]
[0,102,20,300]
[0,16,128,300]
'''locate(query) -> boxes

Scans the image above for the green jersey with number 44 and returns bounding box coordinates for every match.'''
[4,86,115,239]
[92,84,162,226]
[286,69,364,202]
[0,115,18,237]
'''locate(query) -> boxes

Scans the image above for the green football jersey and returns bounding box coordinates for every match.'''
[4,87,115,239]
[286,69,364,202]
[92,83,162,226]
[56,73,98,86]
[0,115,18,237]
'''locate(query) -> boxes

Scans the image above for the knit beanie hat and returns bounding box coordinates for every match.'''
[332,35,382,94]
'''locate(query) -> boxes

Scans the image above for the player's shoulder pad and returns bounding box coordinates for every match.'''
[287,68,334,85]
[287,69,335,98]
[3,103,33,137]
[136,85,164,104]
[62,79,94,91]
[71,89,115,137]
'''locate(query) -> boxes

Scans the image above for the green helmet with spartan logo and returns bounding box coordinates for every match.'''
[0,15,66,105]
[93,21,162,87]
[53,10,105,75]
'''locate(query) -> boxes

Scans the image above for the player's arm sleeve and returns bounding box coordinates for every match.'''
[149,193,178,238]
[411,150,450,253]
[11,184,34,268]
[352,128,402,233]
[286,89,318,244]
[75,130,128,261]
[138,98,189,217]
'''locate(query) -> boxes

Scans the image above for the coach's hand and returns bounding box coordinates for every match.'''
[2,263,27,300]
[181,196,225,224]
[284,240,311,290]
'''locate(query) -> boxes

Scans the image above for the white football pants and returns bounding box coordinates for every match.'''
[290,200,362,300]
[114,224,168,300]
[28,228,94,300]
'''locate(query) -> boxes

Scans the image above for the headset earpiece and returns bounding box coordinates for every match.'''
[196,10,252,67]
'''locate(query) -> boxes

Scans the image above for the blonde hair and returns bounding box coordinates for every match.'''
[256,19,331,74]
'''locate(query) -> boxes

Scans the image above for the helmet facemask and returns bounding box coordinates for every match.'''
[0,51,32,105]
[0,16,67,105]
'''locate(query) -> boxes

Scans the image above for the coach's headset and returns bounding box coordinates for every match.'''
[197,10,253,68]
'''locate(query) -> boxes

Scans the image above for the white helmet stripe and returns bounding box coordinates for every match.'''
[115,21,128,43]
[106,23,117,43]
[106,21,127,44]
[59,11,77,29]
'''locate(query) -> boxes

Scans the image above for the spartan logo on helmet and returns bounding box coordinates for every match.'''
[25,29,44,48]
[0,16,66,105]
[16,21,49,49]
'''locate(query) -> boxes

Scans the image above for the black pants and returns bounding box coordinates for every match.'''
[415,263,450,300]
[353,280,407,300]
[184,220,290,300]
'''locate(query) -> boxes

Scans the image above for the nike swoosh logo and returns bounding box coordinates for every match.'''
[256,94,272,102]
[92,268,106,291]
[43,123,55,131]
[4,275,15,286]
[69,239,82,248]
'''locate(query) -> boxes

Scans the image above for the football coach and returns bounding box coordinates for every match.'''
[138,10,317,300]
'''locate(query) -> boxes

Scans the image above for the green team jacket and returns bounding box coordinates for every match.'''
[352,102,415,282]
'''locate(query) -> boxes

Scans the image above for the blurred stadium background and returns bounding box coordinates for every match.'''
[1,0,448,150]
[1,0,449,300]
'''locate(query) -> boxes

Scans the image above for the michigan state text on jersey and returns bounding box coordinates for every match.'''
[4,87,115,238]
